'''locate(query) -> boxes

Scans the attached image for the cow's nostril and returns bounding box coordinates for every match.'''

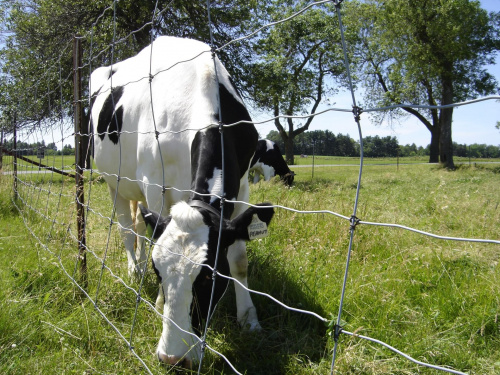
[157,352,192,369]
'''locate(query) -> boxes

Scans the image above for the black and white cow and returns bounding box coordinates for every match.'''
[250,139,295,186]
[90,36,274,367]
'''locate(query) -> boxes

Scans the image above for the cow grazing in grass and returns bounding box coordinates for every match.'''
[90,36,274,368]
[250,139,295,186]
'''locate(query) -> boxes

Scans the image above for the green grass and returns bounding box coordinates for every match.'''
[1,154,77,173]
[0,160,499,374]
[291,154,500,166]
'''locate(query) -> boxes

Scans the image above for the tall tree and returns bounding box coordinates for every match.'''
[0,0,256,136]
[248,1,351,165]
[353,0,500,168]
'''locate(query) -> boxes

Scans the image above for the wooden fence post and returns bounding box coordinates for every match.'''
[73,36,88,289]
[13,113,18,201]
[0,129,3,170]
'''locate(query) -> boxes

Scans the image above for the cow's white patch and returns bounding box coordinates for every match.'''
[207,168,223,203]
[265,139,274,152]
[152,201,209,363]
[251,162,275,182]
[169,201,207,235]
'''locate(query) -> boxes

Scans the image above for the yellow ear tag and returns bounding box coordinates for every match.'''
[248,214,269,240]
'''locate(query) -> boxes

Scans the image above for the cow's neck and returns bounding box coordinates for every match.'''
[189,83,257,218]
[188,200,221,219]
[189,127,239,219]
[275,164,291,177]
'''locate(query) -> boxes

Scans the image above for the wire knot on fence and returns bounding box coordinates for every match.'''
[352,106,363,122]
[349,215,360,231]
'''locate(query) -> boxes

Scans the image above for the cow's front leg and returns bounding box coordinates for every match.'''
[111,189,142,278]
[131,200,148,273]
[227,240,261,331]
[253,170,261,184]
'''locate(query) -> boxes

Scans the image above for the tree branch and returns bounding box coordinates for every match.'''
[274,102,288,141]
[367,58,434,132]
[287,41,323,116]
[293,51,326,137]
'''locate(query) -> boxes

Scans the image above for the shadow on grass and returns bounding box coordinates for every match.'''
[205,252,330,374]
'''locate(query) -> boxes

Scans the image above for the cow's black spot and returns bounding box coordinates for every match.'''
[190,227,230,334]
[108,106,123,144]
[216,83,251,128]
[90,90,99,109]
[216,82,258,180]
[108,67,117,79]
[97,86,124,144]
[151,258,162,284]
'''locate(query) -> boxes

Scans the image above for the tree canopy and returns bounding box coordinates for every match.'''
[352,0,500,168]
[0,0,256,134]
[266,129,359,157]
[248,0,354,164]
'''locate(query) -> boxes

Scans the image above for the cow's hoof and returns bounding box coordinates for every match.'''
[240,317,262,331]
[157,352,192,369]
[127,262,145,279]
[246,321,262,331]
[239,307,262,331]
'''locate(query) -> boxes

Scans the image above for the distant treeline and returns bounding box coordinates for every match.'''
[2,133,499,159]
[2,140,75,156]
[266,130,500,159]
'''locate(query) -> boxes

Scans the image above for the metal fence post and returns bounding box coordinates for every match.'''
[73,36,88,289]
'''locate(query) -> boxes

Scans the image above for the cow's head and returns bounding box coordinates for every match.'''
[280,171,296,187]
[140,200,274,367]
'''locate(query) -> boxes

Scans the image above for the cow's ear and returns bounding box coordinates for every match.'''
[139,205,171,240]
[228,203,274,241]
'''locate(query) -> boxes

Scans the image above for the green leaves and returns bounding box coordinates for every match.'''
[357,0,499,105]
[248,1,355,163]
[0,0,257,135]
[351,0,500,166]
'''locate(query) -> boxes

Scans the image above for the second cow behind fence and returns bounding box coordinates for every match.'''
[250,139,295,186]
[90,36,275,368]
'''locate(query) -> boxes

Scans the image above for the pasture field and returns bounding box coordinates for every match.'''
[4,154,499,171]
[0,160,499,374]
[292,154,500,166]
[0,154,77,173]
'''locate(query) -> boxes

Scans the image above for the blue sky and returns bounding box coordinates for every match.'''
[253,0,500,147]
[23,0,499,149]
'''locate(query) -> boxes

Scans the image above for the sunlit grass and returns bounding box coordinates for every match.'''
[0,161,499,374]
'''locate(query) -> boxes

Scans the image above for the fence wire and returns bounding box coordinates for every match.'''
[3,1,499,374]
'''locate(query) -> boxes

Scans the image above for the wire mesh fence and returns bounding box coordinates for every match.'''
[2,1,499,374]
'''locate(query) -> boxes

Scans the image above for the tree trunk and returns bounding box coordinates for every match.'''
[284,136,295,165]
[439,109,454,169]
[0,129,3,170]
[274,107,294,165]
[439,77,455,169]
[428,125,439,163]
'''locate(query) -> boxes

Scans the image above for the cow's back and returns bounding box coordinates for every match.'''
[91,37,237,210]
